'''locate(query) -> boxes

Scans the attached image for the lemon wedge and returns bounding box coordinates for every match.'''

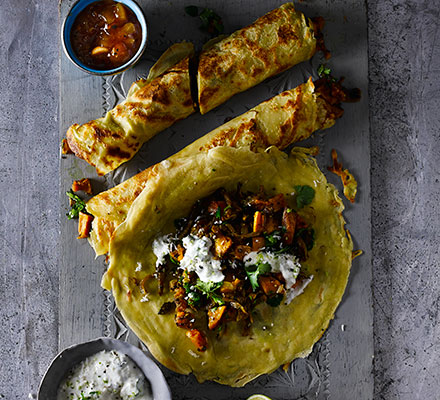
[246,395,273,400]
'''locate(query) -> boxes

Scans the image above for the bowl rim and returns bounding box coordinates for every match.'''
[38,337,172,400]
[61,0,148,76]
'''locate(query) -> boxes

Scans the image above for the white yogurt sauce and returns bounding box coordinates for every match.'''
[180,235,224,282]
[152,234,173,268]
[152,234,224,283]
[244,251,311,304]
[56,350,152,400]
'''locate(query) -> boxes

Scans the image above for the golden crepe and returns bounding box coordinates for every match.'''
[66,3,322,175]
[197,3,318,114]
[87,77,357,256]
[67,42,196,175]
[102,146,352,386]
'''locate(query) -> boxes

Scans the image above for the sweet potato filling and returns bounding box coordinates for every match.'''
[148,186,315,350]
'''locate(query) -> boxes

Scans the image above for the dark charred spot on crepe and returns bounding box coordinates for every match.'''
[92,124,120,140]
[136,81,171,106]
[277,23,299,45]
[199,86,220,110]
[182,98,194,108]
[107,146,131,160]
[198,51,230,80]
[198,119,267,152]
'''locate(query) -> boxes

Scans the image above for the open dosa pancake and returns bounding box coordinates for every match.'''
[87,78,357,255]
[66,43,195,175]
[66,3,322,174]
[103,146,352,386]
[197,3,318,114]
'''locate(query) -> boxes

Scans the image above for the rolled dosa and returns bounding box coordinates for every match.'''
[66,3,321,175]
[197,3,317,114]
[86,77,356,255]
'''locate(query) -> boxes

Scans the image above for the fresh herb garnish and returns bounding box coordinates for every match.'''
[294,185,315,209]
[215,206,222,219]
[185,6,224,35]
[66,190,86,219]
[317,64,337,82]
[264,230,283,247]
[183,281,202,307]
[245,262,271,291]
[195,280,224,305]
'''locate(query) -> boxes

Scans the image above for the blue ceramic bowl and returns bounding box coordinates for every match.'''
[62,0,148,75]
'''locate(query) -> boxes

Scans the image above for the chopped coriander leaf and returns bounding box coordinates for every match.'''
[294,185,315,209]
[317,63,331,77]
[195,279,222,295]
[317,64,337,82]
[215,206,222,219]
[245,262,271,291]
[194,280,225,305]
[66,190,86,219]
[264,230,283,247]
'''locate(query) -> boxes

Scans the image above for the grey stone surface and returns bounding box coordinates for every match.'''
[368,1,440,398]
[0,1,439,399]
[0,1,59,399]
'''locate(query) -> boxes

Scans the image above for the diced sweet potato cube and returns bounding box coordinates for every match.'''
[214,235,232,257]
[77,212,93,239]
[72,178,93,195]
[259,276,284,296]
[186,329,207,352]
[208,305,226,330]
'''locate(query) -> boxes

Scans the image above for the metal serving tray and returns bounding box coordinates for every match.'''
[59,1,373,398]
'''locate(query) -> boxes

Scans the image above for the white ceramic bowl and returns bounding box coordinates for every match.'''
[38,337,171,400]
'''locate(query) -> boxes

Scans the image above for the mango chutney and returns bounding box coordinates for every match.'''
[70,0,142,70]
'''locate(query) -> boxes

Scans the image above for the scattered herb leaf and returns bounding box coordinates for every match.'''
[317,64,337,82]
[294,185,315,209]
[194,279,225,305]
[215,206,222,219]
[66,190,86,219]
[245,262,271,291]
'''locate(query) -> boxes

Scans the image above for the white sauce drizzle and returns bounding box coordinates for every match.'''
[152,234,224,283]
[180,235,224,282]
[244,251,312,304]
[56,350,152,400]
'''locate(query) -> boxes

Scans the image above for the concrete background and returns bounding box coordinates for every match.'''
[0,0,439,399]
